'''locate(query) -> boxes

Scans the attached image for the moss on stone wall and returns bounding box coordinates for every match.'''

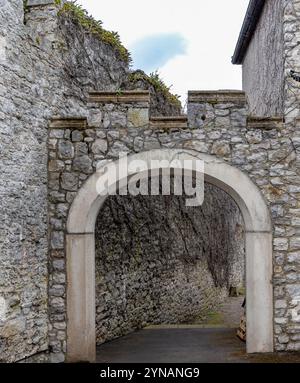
[129,70,181,109]
[57,1,131,63]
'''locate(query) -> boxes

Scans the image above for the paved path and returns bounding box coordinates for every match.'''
[96,297,300,363]
[192,296,245,327]
[97,327,247,363]
[96,327,300,363]
[218,296,245,327]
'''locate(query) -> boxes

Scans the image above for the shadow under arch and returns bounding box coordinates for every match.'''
[65,149,273,362]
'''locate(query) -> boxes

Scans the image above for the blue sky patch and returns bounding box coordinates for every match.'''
[130,33,187,72]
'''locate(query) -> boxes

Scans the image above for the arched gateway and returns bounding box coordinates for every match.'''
[66,149,273,362]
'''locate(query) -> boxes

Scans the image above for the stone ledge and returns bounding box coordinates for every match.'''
[27,0,56,6]
[247,117,284,130]
[88,91,150,104]
[50,117,87,129]
[150,116,188,130]
[188,90,246,104]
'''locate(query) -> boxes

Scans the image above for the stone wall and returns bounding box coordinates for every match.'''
[94,186,245,344]
[188,91,300,352]
[278,0,300,351]
[2,0,300,363]
[242,0,284,117]
[240,0,300,351]
[283,0,300,120]
[0,0,184,362]
[46,87,300,357]
[242,0,300,121]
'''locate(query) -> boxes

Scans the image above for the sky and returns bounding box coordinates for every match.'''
[77,0,249,103]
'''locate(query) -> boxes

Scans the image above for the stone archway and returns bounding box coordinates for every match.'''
[66,149,273,362]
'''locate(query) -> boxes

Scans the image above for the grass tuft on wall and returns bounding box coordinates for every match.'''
[129,70,181,108]
[57,1,131,63]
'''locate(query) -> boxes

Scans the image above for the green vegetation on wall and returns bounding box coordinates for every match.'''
[129,70,181,108]
[57,1,131,63]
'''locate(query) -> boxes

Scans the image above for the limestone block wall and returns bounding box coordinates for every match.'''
[188,91,300,352]
[94,187,245,345]
[239,1,300,350]
[0,0,182,362]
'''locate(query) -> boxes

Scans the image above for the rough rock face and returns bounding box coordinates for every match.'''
[95,185,245,344]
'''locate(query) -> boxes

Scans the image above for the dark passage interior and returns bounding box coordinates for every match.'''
[94,182,246,354]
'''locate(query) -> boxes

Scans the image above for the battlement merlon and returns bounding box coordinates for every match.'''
[188,90,246,104]
[27,0,62,6]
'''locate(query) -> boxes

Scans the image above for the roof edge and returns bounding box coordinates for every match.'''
[232,0,266,65]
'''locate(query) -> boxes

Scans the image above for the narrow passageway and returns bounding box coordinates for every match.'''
[94,180,248,363]
[94,182,246,345]
[193,296,245,327]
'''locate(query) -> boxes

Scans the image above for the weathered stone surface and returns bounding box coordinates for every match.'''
[144,137,161,150]
[60,173,78,191]
[274,238,289,251]
[51,231,64,250]
[108,141,130,157]
[275,300,287,309]
[71,130,83,142]
[52,260,65,271]
[290,238,300,251]
[288,253,300,263]
[286,284,300,298]
[58,141,74,160]
[27,0,55,5]
[91,139,108,155]
[74,142,88,156]
[246,130,263,144]
[72,156,93,174]
[127,108,149,127]
[0,319,26,339]
[278,334,289,344]
[212,142,231,156]
[242,0,284,116]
